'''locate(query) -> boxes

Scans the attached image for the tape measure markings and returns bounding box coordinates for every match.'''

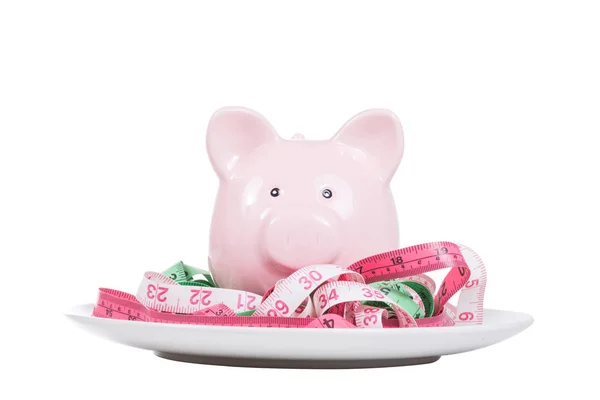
[354,304,388,328]
[401,274,436,295]
[347,241,472,315]
[311,280,417,327]
[454,244,487,325]
[92,241,487,329]
[94,286,456,328]
[254,264,363,318]
[400,281,434,317]
[136,273,261,315]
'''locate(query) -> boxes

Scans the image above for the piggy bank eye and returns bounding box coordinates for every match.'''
[322,189,333,199]
[270,188,281,197]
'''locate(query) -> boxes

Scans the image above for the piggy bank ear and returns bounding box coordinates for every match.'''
[206,107,280,179]
[332,109,404,183]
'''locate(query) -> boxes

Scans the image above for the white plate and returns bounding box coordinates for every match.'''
[65,304,533,369]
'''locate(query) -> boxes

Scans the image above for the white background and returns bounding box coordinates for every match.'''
[1,1,598,399]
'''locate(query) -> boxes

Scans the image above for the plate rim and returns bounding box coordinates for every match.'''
[65,303,534,334]
[64,303,535,365]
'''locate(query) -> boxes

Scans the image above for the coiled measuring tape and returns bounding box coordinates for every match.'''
[92,241,487,328]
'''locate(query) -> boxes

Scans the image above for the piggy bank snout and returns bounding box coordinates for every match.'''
[263,211,341,272]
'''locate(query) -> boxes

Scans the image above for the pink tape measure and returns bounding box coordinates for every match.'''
[92,241,487,328]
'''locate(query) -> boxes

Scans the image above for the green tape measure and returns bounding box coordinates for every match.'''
[162,261,216,287]
[401,280,435,318]
[363,279,434,319]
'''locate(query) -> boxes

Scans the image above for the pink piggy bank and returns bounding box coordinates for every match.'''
[206,107,404,295]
